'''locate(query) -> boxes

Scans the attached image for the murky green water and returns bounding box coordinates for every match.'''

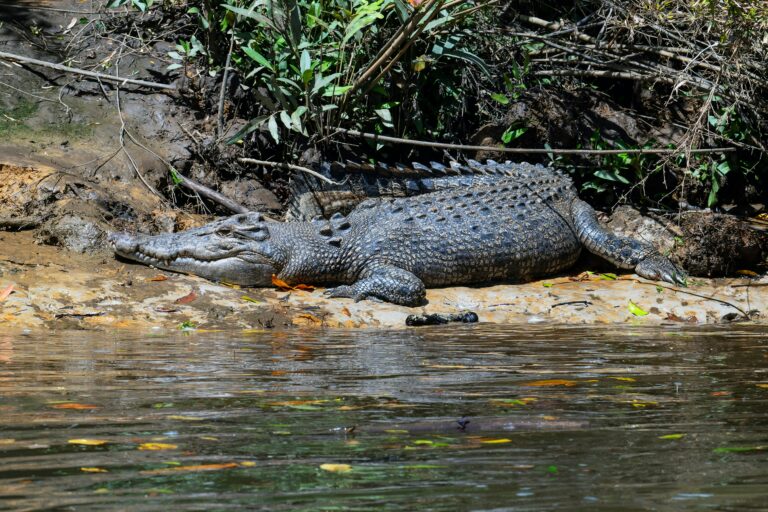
[0,325,767,511]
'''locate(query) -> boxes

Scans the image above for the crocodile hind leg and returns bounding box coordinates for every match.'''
[571,199,687,285]
[324,265,427,306]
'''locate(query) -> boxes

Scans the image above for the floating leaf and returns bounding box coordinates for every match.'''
[756,384,768,389]
[240,461,257,467]
[628,300,649,316]
[659,433,686,440]
[138,443,178,451]
[0,284,14,302]
[68,439,108,446]
[53,403,98,410]
[166,415,205,421]
[713,445,767,454]
[320,463,352,473]
[524,379,579,387]
[629,399,658,408]
[81,467,108,473]
[610,377,636,382]
[142,462,239,475]
[480,438,512,444]
[0,439,15,445]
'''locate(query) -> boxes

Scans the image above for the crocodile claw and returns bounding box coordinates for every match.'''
[324,285,365,302]
[636,254,688,287]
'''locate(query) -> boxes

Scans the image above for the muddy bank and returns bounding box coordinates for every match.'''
[0,230,762,332]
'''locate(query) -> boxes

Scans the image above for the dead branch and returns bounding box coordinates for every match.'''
[0,50,176,91]
[172,173,249,214]
[337,128,736,156]
[238,158,346,185]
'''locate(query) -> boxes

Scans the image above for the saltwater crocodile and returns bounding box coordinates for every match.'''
[110,161,686,306]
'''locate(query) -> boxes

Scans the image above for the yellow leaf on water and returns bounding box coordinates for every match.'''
[320,463,352,473]
[524,379,579,387]
[141,463,238,475]
[479,438,512,444]
[756,384,768,389]
[629,400,658,408]
[0,439,15,445]
[68,439,108,446]
[611,377,637,382]
[138,443,178,451]
[628,300,649,316]
[52,403,98,410]
[659,433,686,440]
[166,415,205,421]
[81,467,108,473]
[240,461,257,467]
[268,400,328,407]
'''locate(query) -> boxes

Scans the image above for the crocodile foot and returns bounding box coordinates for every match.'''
[636,253,688,286]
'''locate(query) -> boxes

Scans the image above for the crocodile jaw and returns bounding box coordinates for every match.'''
[109,231,277,286]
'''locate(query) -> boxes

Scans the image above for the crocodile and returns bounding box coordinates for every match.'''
[109,161,686,306]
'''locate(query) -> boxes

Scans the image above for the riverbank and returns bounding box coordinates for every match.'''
[0,229,761,331]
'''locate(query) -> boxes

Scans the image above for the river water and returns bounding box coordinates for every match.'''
[0,325,766,511]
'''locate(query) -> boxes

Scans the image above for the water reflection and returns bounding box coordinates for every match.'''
[0,325,766,510]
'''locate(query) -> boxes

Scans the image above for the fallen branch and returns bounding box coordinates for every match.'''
[630,279,751,319]
[0,50,176,91]
[0,217,42,230]
[337,128,736,156]
[238,158,346,185]
[173,173,249,215]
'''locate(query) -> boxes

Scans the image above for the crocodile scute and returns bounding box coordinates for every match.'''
[109,161,686,306]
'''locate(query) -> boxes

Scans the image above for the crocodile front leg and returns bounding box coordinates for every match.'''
[571,199,687,285]
[325,265,427,306]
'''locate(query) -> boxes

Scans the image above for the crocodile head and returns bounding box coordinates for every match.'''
[109,213,280,285]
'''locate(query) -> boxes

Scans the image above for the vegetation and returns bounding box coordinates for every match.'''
[104,0,766,211]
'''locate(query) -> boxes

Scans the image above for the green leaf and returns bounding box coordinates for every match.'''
[594,169,630,184]
[707,178,720,208]
[659,433,686,440]
[223,4,274,29]
[242,47,273,71]
[279,110,292,131]
[491,93,509,105]
[502,126,527,144]
[267,115,280,143]
[300,50,311,74]
[628,300,648,316]
[436,47,491,77]
[323,85,352,97]
[713,445,767,454]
